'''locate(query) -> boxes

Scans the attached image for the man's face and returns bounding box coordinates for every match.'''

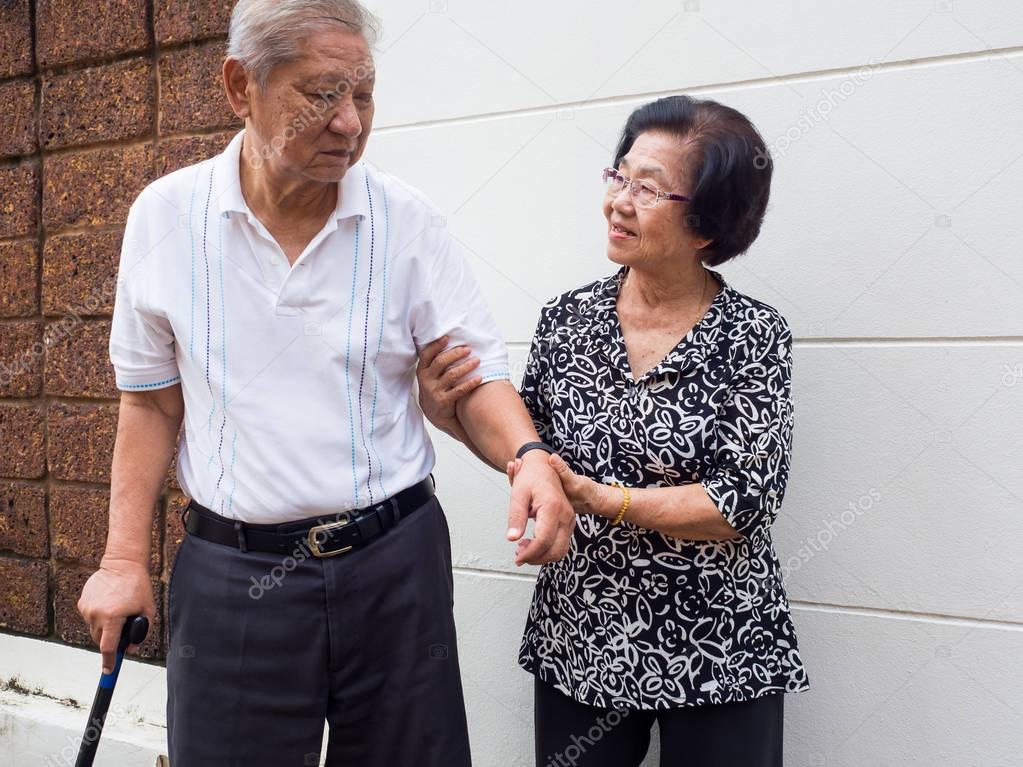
[245,25,375,183]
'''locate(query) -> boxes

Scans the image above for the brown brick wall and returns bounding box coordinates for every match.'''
[0,0,240,660]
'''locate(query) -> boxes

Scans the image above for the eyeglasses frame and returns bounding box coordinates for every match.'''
[602,167,690,207]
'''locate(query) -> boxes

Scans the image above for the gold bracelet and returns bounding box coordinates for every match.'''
[609,481,630,526]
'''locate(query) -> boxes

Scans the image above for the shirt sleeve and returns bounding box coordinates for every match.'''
[108,198,182,391]
[700,318,794,550]
[518,298,561,437]
[410,225,510,385]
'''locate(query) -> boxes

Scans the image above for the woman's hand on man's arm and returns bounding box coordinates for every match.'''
[416,335,505,470]
[416,336,483,436]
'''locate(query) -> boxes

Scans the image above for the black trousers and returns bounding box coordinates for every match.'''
[166,495,472,767]
[534,676,784,767]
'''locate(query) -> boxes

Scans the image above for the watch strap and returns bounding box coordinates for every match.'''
[515,441,556,460]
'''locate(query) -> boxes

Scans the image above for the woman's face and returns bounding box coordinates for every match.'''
[603,130,709,270]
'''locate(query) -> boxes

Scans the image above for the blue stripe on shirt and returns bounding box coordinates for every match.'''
[358,176,376,504]
[345,219,362,507]
[369,180,390,500]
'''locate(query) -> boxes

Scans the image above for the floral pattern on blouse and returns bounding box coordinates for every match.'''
[517,266,810,710]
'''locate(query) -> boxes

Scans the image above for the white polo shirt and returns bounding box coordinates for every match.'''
[110,129,511,523]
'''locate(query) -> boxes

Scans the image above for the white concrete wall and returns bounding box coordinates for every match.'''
[365,1,1023,765]
[3,2,1022,765]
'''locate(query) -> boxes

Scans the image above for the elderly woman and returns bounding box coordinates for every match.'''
[418,95,810,766]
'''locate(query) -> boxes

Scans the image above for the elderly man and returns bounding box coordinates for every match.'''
[76,1,574,764]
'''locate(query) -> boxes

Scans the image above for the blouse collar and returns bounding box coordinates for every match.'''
[585,265,733,382]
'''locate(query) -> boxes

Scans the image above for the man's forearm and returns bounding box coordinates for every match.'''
[436,416,503,472]
[104,389,183,566]
[457,380,575,562]
[455,380,541,469]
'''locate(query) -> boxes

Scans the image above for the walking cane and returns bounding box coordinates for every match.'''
[75,614,150,767]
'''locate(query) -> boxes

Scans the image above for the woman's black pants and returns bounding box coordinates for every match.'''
[534,676,784,767]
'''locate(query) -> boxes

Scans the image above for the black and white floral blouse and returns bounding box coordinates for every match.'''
[517,265,810,710]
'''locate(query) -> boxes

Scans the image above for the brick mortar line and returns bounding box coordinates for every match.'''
[0,154,39,171]
[26,0,57,641]
[40,395,121,406]
[147,0,170,596]
[10,4,109,640]
[5,125,240,164]
[41,128,161,158]
[0,235,38,247]
[0,316,113,325]
[54,482,181,498]
[0,125,240,177]
[0,34,228,87]
[0,549,93,567]
[2,123,241,176]
[1,477,124,490]
[0,225,122,247]
[149,0,161,168]
[156,125,241,142]
[0,548,49,568]
[0,7,204,653]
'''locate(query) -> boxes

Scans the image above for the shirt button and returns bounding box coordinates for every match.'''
[269,256,280,266]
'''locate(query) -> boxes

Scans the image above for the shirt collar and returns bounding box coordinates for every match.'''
[586,265,734,381]
[213,128,371,223]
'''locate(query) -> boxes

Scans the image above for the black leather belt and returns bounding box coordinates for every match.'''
[183,477,436,557]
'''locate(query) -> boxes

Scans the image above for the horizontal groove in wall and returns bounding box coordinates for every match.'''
[791,600,1023,632]
[504,337,1023,350]
[374,46,1023,134]
[5,46,1019,162]
[452,565,1023,632]
[793,337,1023,346]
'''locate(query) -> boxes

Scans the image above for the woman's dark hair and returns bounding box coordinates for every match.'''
[613,95,772,267]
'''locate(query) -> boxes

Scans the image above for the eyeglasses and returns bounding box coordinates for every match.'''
[601,167,690,208]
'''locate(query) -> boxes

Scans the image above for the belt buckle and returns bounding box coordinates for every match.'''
[307,512,354,558]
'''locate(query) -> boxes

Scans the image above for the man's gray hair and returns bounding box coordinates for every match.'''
[227,0,380,90]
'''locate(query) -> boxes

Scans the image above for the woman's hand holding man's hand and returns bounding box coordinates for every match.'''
[507,454,617,520]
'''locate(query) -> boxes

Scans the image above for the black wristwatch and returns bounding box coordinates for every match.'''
[515,441,556,460]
